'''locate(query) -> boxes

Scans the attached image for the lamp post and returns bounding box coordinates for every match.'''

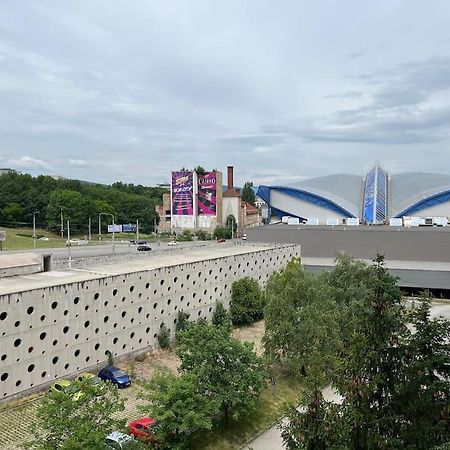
[99,212,115,254]
[33,211,39,249]
[60,208,64,238]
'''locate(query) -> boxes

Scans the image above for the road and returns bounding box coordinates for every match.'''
[246,302,450,450]
[0,240,216,259]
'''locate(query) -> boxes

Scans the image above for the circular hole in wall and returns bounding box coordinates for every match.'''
[27,306,34,315]
[52,356,59,364]
[63,326,69,334]
[73,297,80,305]
[27,364,35,373]
[0,312,7,321]
[14,338,21,347]
[51,301,58,309]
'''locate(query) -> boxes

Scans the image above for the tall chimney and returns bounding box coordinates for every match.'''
[227,166,234,190]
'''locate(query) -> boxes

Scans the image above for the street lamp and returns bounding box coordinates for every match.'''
[99,212,115,254]
[33,211,39,249]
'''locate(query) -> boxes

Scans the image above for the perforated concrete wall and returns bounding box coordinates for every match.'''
[0,244,300,400]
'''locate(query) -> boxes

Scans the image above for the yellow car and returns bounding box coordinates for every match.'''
[50,379,82,400]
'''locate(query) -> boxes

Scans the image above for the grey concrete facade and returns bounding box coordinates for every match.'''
[0,244,300,400]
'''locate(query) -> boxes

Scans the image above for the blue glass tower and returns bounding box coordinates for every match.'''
[363,165,388,224]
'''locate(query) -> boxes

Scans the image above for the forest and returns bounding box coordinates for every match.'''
[0,172,167,233]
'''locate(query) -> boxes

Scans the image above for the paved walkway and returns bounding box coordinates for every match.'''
[246,386,343,450]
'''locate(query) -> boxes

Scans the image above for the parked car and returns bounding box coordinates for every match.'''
[76,372,104,392]
[98,366,131,388]
[105,431,135,449]
[128,416,157,443]
[137,245,152,251]
[167,241,178,246]
[50,379,82,400]
[217,238,226,243]
[242,233,247,241]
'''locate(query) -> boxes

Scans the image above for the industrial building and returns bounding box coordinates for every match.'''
[257,164,450,226]
[156,166,260,236]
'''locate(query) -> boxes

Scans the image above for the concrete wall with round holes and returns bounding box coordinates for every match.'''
[0,244,300,400]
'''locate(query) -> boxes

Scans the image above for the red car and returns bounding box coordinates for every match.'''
[128,416,157,442]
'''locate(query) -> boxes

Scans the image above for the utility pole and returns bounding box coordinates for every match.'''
[136,219,139,241]
[33,211,39,249]
[112,216,116,254]
[98,214,101,242]
[67,220,72,269]
[60,208,64,238]
[88,217,91,244]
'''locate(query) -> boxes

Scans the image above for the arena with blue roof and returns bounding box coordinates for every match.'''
[257,164,450,224]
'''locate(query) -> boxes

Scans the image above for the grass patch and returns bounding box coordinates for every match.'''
[0,227,68,251]
[190,371,303,450]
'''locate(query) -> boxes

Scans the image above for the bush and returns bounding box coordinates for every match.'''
[175,310,191,339]
[157,323,171,349]
[177,229,193,242]
[230,278,265,325]
[213,226,230,240]
[212,302,232,332]
[196,229,212,241]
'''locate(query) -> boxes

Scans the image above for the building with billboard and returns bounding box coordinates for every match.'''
[257,164,450,225]
[156,166,260,235]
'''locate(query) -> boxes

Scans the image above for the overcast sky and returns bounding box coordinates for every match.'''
[1,1,450,186]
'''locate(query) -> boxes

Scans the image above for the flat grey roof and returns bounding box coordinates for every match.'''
[0,244,296,296]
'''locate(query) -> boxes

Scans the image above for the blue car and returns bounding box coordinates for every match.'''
[98,366,131,388]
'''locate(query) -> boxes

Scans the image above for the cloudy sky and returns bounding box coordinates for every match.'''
[1,1,450,186]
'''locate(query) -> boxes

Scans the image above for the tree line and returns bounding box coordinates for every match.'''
[0,172,167,233]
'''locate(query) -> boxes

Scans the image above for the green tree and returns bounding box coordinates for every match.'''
[1,202,24,225]
[212,301,232,331]
[157,323,171,349]
[140,370,219,449]
[46,189,89,231]
[177,322,268,423]
[193,165,207,176]
[281,256,450,449]
[175,310,191,340]
[395,295,450,448]
[213,226,230,240]
[264,258,340,382]
[30,379,124,450]
[241,182,256,206]
[230,277,265,326]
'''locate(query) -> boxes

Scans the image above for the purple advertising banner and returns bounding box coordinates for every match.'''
[172,171,194,215]
[197,171,217,215]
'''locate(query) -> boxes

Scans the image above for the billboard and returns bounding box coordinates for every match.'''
[197,171,217,216]
[171,171,194,216]
[108,224,122,233]
[122,223,137,232]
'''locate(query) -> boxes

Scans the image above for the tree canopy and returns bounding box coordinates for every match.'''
[0,172,166,232]
[276,255,450,449]
[30,379,125,450]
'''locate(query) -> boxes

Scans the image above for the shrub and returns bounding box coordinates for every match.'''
[230,278,265,325]
[213,226,230,240]
[175,310,191,339]
[157,323,171,349]
[212,302,232,332]
[177,229,193,242]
